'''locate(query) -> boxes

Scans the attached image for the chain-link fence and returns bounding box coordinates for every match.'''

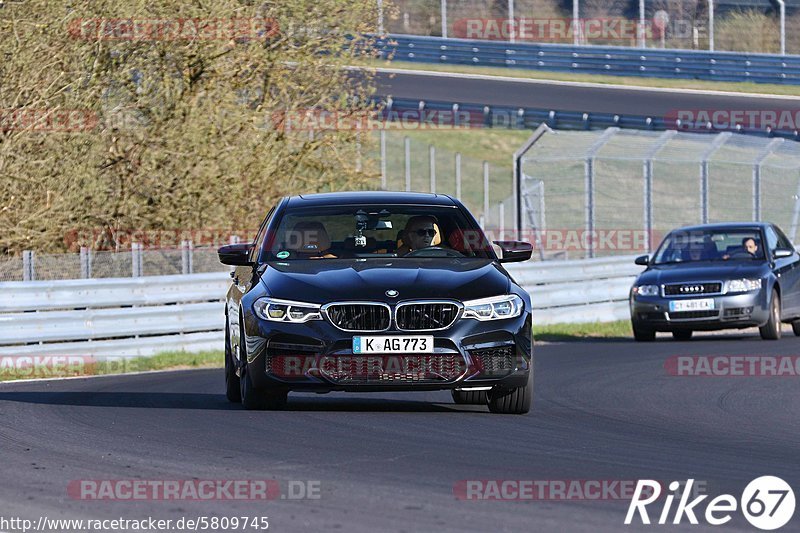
[385,0,799,55]
[0,243,232,282]
[376,130,514,232]
[520,127,800,260]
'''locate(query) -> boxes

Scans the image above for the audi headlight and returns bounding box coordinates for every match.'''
[462,295,524,321]
[633,285,660,297]
[726,278,762,293]
[253,297,322,323]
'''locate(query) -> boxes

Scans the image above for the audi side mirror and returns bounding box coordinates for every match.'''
[774,248,794,259]
[635,255,650,266]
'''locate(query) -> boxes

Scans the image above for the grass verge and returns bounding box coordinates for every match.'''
[364,59,800,97]
[0,351,224,383]
[534,320,632,342]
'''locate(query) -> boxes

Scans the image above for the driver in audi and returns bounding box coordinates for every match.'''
[397,215,440,256]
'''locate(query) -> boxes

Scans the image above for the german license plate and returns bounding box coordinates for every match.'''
[353,336,434,354]
[669,298,715,312]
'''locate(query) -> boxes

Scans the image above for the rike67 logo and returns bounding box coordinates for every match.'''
[626,477,795,530]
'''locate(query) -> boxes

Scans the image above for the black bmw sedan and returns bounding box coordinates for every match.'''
[218,192,534,413]
[630,222,800,341]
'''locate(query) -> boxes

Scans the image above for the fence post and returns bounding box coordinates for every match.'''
[643,130,676,253]
[778,0,786,55]
[80,247,93,279]
[22,250,34,281]
[380,130,387,190]
[707,0,714,51]
[584,128,619,259]
[429,145,436,193]
[440,0,448,38]
[181,240,195,275]
[131,243,142,277]
[377,0,384,35]
[355,132,362,173]
[499,202,505,240]
[585,158,595,258]
[572,0,580,45]
[638,0,646,48]
[455,152,462,200]
[753,139,784,221]
[699,132,731,224]
[790,172,800,241]
[404,136,411,192]
[483,161,490,230]
[513,124,553,239]
[508,0,515,43]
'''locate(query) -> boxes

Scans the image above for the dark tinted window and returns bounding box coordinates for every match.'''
[261,205,494,261]
[653,228,765,263]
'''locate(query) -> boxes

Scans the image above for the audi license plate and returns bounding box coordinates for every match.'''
[669,299,715,312]
[353,336,434,354]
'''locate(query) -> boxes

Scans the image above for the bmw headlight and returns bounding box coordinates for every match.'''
[462,295,524,321]
[253,297,322,323]
[726,278,762,293]
[633,285,660,297]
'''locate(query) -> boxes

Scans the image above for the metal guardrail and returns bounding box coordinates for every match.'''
[0,257,642,357]
[0,272,230,357]
[381,97,800,141]
[376,34,800,85]
[507,255,642,325]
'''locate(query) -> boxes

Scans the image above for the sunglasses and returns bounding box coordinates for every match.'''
[414,229,437,237]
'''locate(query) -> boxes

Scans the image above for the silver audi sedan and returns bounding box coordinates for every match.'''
[629,222,800,341]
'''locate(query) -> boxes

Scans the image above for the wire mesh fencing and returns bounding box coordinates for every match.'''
[384,0,796,54]
[520,127,800,260]
[0,243,235,283]
[376,130,514,231]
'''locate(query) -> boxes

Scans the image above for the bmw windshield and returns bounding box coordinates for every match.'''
[261,205,495,261]
[652,229,765,264]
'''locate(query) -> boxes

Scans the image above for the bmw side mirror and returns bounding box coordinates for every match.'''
[218,243,254,266]
[635,255,650,266]
[774,248,794,259]
[493,240,533,263]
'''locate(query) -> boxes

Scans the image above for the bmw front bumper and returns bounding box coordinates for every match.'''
[242,311,533,393]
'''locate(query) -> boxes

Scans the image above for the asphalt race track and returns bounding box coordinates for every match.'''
[1,332,799,532]
[375,69,800,117]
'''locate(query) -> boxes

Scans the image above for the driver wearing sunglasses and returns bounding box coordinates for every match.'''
[397,215,441,256]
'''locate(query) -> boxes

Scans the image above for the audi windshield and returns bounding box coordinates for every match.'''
[652,229,765,264]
